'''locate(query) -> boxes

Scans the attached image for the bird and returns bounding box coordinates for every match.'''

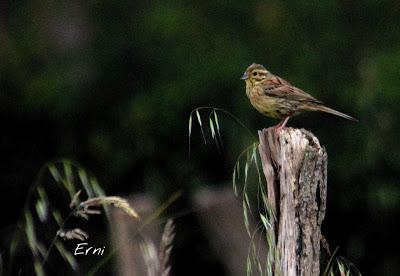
[241,63,357,132]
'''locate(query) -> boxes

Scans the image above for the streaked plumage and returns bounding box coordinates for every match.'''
[241,63,357,130]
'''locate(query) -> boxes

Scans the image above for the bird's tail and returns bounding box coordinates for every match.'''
[316,105,358,122]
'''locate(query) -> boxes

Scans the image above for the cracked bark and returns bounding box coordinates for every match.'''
[258,127,327,276]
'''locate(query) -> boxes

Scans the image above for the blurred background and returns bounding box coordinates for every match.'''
[1,0,399,275]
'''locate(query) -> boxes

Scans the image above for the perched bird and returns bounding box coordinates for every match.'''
[241,63,357,131]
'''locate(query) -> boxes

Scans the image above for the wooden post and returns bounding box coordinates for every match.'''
[258,127,327,276]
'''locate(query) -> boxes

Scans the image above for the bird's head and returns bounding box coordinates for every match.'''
[241,63,270,85]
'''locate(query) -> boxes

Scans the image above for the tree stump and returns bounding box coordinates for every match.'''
[258,127,327,276]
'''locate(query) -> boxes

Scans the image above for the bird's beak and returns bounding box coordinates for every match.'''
[240,72,248,80]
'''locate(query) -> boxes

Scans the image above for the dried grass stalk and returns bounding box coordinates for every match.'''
[80,196,140,219]
[159,219,175,276]
[57,228,89,241]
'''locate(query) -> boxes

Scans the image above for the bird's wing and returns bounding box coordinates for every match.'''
[263,75,323,104]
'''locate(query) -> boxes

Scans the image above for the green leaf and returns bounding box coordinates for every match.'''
[213,110,220,134]
[233,166,238,196]
[188,114,193,138]
[35,201,47,222]
[209,117,215,140]
[246,253,252,275]
[244,160,249,185]
[195,110,206,144]
[195,109,202,127]
[213,110,223,148]
[48,164,61,183]
[34,260,45,276]
[243,201,250,235]
[244,192,251,210]
[25,212,37,255]
[78,168,92,198]
[260,213,270,229]
[52,210,63,226]
[55,241,78,270]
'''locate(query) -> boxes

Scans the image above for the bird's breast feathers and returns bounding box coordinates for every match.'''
[247,85,283,118]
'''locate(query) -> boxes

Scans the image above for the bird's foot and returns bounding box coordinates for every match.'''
[274,116,290,134]
[274,125,284,134]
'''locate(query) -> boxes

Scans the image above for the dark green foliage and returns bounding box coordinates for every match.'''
[1,1,399,275]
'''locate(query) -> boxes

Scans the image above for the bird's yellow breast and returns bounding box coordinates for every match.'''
[246,83,282,119]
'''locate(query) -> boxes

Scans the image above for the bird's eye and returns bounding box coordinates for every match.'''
[253,72,258,76]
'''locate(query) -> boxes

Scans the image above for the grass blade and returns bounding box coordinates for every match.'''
[195,110,206,144]
[188,114,193,157]
[209,117,215,140]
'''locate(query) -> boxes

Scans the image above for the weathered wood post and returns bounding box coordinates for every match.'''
[258,127,327,276]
